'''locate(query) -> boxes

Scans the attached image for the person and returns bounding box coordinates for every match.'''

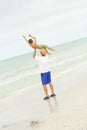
[22,34,54,55]
[33,48,56,100]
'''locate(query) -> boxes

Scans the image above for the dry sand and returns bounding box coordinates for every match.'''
[0,64,87,130]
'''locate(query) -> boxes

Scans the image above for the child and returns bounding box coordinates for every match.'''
[22,34,54,55]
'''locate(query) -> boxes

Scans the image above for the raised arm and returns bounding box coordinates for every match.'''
[29,34,37,43]
[33,49,36,58]
[22,35,28,43]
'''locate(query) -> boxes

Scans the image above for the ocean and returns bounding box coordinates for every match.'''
[0,37,87,98]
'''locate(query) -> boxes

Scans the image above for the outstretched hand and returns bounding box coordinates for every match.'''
[29,34,32,37]
[28,34,36,41]
[22,35,25,38]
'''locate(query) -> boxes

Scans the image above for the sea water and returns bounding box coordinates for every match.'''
[0,38,87,98]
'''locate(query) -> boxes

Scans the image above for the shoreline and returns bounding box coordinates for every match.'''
[0,62,87,129]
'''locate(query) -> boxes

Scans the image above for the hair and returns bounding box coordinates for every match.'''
[28,39,33,44]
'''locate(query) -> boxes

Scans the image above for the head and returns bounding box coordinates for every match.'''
[40,49,47,56]
[28,39,33,44]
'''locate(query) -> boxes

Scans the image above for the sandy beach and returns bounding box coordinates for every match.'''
[0,60,87,130]
[0,0,87,129]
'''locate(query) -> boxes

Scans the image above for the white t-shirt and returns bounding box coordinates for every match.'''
[35,55,50,73]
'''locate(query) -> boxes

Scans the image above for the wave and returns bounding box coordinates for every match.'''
[0,53,87,87]
[0,69,39,87]
[54,60,87,79]
[50,53,87,67]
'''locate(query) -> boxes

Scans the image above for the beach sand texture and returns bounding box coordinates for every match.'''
[0,38,87,130]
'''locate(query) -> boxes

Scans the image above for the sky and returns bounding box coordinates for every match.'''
[0,0,87,60]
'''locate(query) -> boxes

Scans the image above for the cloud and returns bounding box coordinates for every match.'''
[0,0,87,60]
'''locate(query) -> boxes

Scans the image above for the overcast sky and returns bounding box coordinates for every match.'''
[0,0,87,60]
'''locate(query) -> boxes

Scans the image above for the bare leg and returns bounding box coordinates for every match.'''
[49,82,55,94]
[43,85,49,97]
[45,48,51,55]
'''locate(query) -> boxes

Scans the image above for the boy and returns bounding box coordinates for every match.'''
[33,48,56,100]
[22,34,54,55]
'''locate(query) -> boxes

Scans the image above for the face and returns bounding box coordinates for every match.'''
[40,51,45,56]
[40,49,46,56]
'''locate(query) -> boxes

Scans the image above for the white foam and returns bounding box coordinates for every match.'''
[55,61,87,78]
[50,53,87,68]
